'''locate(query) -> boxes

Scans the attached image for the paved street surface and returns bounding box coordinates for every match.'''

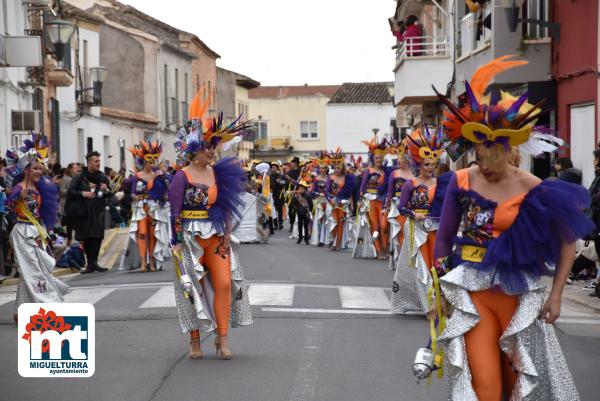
[1,230,600,400]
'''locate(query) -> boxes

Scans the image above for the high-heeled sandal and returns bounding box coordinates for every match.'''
[214,335,232,360]
[189,338,203,359]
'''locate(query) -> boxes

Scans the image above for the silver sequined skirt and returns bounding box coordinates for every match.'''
[439,265,580,401]
[119,200,171,270]
[10,223,69,312]
[326,201,354,249]
[387,198,404,271]
[173,224,253,334]
[352,198,377,259]
[310,196,330,246]
[390,218,436,315]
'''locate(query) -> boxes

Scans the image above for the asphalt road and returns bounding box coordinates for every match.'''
[1,230,600,401]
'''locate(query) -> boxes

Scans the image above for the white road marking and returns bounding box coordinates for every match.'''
[556,318,600,325]
[64,287,116,304]
[0,293,15,306]
[139,286,176,308]
[289,321,324,401]
[248,283,295,306]
[338,286,390,310]
[262,307,392,315]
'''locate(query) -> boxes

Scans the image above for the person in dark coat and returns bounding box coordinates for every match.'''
[68,151,112,274]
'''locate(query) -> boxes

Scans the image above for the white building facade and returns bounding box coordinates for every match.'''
[326,82,396,156]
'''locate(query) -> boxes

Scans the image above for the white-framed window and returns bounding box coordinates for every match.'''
[252,121,268,140]
[300,120,318,140]
[522,0,550,39]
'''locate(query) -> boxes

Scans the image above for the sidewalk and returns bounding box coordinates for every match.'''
[0,227,129,287]
[541,276,600,312]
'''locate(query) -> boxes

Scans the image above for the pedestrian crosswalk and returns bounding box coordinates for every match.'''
[0,282,393,314]
[2,282,600,323]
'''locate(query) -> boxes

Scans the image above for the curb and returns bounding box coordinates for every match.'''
[0,267,78,287]
[0,227,127,288]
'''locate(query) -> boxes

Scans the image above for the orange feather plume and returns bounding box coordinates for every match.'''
[188,91,210,120]
[469,55,528,101]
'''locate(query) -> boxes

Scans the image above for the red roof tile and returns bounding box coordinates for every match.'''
[249,85,341,99]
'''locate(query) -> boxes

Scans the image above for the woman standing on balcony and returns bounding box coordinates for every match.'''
[395,15,423,57]
[119,141,170,272]
[325,149,356,251]
[354,136,392,260]
[390,127,448,315]
[169,93,253,360]
[430,57,590,401]
[386,138,414,270]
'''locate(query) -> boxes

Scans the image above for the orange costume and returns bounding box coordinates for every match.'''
[428,56,593,400]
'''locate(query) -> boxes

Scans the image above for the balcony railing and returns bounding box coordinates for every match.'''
[459,5,492,58]
[395,36,450,64]
[254,136,291,151]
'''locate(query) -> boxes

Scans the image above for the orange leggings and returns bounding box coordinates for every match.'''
[195,235,232,336]
[394,215,407,251]
[332,208,346,249]
[416,229,436,269]
[465,289,519,401]
[367,200,389,254]
[137,206,156,262]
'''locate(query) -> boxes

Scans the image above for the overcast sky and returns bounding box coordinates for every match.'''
[121,0,395,86]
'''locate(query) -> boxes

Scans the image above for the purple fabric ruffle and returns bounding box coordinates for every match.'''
[37,176,59,230]
[148,175,168,200]
[429,171,452,218]
[335,174,356,201]
[476,180,594,294]
[209,157,247,233]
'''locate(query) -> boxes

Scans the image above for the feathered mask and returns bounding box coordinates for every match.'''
[434,55,559,160]
[129,140,163,170]
[325,148,345,165]
[4,132,49,186]
[361,135,390,157]
[406,126,445,167]
[174,92,251,168]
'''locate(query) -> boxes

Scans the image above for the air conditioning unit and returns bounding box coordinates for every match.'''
[12,110,41,133]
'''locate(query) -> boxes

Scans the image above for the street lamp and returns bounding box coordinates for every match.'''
[90,66,108,105]
[45,19,75,69]
[76,66,108,108]
[500,0,560,40]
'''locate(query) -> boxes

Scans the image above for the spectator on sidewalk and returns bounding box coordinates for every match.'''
[586,149,600,296]
[56,241,86,270]
[68,151,112,274]
[60,163,81,243]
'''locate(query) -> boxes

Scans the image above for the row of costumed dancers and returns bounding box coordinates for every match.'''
[3,56,593,400]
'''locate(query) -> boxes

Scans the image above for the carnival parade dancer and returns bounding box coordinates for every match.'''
[390,127,448,315]
[119,141,171,272]
[325,149,356,251]
[429,56,593,401]
[354,136,391,260]
[309,152,330,247]
[169,93,253,359]
[4,134,67,321]
[386,139,414,270]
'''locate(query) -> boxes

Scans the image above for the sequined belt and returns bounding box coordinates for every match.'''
[394,191,402,197]
[456,244,487,263]
[16,218,34,225]
[180,210,209,219]
[413,209,429,214]
[366,189,378,194]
